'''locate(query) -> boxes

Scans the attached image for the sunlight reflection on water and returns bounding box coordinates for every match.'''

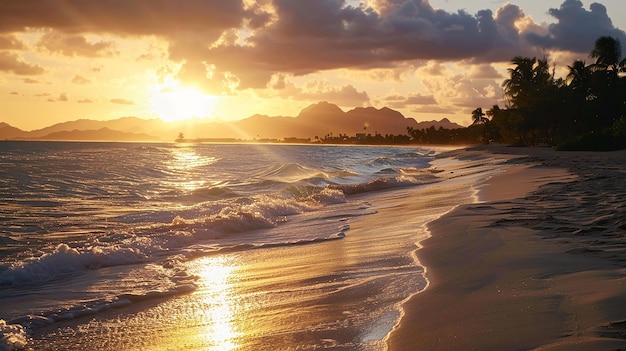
[166,146,218,192]
[191,256,241,351]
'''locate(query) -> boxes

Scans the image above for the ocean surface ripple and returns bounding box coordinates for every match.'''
[0,141,448,350]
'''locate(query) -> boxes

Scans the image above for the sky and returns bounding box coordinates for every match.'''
[1,0,626,131]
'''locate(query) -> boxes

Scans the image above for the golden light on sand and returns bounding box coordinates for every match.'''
[150,84,217,122]
[194,256,240,351]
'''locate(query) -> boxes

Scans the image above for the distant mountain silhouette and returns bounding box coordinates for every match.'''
[414,118,461,130]
[0,102,463,141]
[31,128,159,141]
[25,117,168,138]
[0,122,29,139]
[203,102,463,140]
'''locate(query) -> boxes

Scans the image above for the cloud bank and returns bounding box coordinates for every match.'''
[0,0,624,91]
[527,0,626,53]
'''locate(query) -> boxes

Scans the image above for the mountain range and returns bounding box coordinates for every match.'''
[0,102,464,142]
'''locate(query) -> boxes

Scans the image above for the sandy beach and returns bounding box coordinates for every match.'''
[388,146,626,351]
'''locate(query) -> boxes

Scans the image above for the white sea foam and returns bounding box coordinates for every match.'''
[0,319,27,351]
[0,243,149,286]
[0,186,351,288]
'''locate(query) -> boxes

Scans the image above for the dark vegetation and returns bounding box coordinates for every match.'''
[468,36,626,151]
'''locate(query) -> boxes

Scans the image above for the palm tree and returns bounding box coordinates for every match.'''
[502,56,551,109]
[501,56,554,145]
[590,36,626,73]
[589,36,626,129]
[471,107,488,125]
[564,60,596,134]
[502,56,536,107]
[567,60,596,102]
[567,60,590,86]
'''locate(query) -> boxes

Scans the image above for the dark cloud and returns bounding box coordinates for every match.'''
[78,99,94,103]
[0,0,249,37]
[526,0,626,54]
[1,0,624,90]
[0,52,45,75]
[187,0,542,88]
[110,98,134,105]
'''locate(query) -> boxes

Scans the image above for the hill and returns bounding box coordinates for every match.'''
[0,102,464,141]
[26,117,168,138]
[176,102,463,140]
[0,122,29,139]
[31,128,159,142]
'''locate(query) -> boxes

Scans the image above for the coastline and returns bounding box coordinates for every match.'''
[387,146,626,350]
[19,144,483,351]
[10,143,626,350]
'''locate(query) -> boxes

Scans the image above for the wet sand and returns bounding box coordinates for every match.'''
[388,146,626,351]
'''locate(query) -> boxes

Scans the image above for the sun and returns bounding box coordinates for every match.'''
[150,84,218,122]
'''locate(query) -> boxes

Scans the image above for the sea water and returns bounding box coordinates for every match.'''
[0,141,497,350]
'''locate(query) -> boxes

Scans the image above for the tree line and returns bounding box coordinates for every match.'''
[467,36,626,150]
[322,36,626,149]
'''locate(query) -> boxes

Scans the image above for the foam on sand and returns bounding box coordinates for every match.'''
[0,319,28,351]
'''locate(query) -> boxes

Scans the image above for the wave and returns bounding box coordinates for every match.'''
[0,164,435,289]
[192,186,235,198]
[0,243,150,286]
[366,151,432,169]
[329,173,440,195]
[0,185,350,288]
[254,162,327,183]
[181,229,348,258]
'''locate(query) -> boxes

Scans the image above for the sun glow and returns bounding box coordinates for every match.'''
[150,84,218,122]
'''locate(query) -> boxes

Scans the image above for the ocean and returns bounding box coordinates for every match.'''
[0,141,500,351]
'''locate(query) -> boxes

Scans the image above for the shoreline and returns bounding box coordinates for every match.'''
[387,146,626,350]
[20,145,480,351]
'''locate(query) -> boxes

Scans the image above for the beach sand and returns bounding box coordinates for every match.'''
[387,146,626,351]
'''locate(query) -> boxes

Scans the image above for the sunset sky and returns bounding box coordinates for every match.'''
[1,0,625,131]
